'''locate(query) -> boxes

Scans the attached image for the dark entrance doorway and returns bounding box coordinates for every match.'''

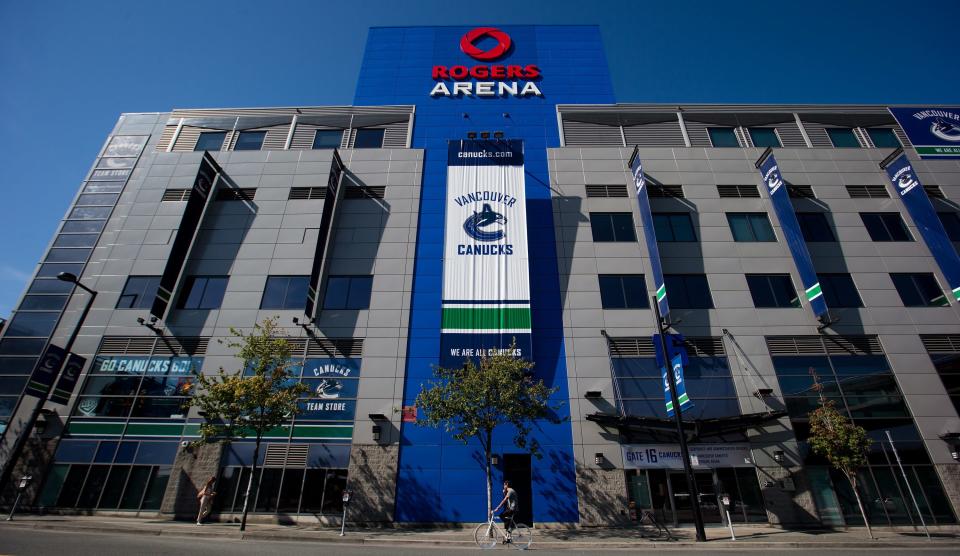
[503,454,532,525]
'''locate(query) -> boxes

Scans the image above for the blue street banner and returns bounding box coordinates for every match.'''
[884,154,960,303]
[653,334,692,417]
[758,152,828,317]
[25,344,67,398]
[49,354,86,405]
[889,107,960,159]
[628,147,668,319]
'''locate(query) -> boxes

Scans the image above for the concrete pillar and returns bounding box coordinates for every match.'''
[160,442,224,520]
[757,466,821,526]
[345,443,399,523]
[575,466,631,526]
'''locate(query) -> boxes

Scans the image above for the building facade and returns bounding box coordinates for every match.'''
[1,25,959,528]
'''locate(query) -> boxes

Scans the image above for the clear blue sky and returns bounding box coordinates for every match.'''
[1,0,958,317]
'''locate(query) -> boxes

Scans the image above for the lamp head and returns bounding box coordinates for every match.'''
[57,272,78,283]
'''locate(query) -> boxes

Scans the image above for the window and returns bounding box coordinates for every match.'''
[194,132,226,152]
[313,130,342,149]
[117,276,160,309]
[746,274,800,308]
[6,312,59,337]
[818,273,863,308]
[599,275,649,309]
[353,128,385,149]
[663,274,713,309]
[261,276,309,310]
[797,212,836,242]
[613,356,738,421]
[861,213,912,241]
[938,212,960,241]
[890,273,948,307]
[178,276,228,309]
[323,276,373,310]
[930,354,960,416]
[868,128,900,148]
[590,213,636,242]
[727,212,776,242]
[748,127,781,148]
[234,131,266,151]
[827,128,860,148]
[708,127,739,147]
[652,213,696,242]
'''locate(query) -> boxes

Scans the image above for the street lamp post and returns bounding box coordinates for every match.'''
[0,272,97,495]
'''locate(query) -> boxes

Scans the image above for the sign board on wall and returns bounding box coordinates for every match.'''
[622,444,754,469]
[889,107,960,159]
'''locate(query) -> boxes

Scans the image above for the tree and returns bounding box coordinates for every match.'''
[415,343,564,519]
[189,317,309,531]
[807,370,874,538]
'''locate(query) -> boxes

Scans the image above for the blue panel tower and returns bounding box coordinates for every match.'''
[354,25,615,523]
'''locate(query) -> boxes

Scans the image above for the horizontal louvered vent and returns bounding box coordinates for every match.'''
[800,125,835,148]
[345,186,386,200]
[562,120,623,147]
[382,121,409,148]
[623,121,685,147]
[921,335,960,353]
[775,122,807,148]
[607,337,655,357]
[306,338,363,357]
[216,188,256,201]
[765,335,883,355]
[924,185,945,199]
[648,184,684,198]
[263,443,309,467]
[156,125,177,152]
[717,185,760,198]
[685,337,726,357]
[289,187,327,200]
[787,185,816,199]
[97,336,209,355]
[892,126,912,148]
[586,184,629,198]
[162,189,191,202]
[846,185,889,199]
[286,338,308,355]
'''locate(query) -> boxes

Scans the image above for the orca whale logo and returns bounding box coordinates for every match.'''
[463,203,507,242]
[931,118,960,142]
[315,378,344,399]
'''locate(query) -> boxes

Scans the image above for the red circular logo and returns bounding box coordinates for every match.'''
[460,27,511,61]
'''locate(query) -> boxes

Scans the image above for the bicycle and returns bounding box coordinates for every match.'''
[474,513,533,550]
[638,510,675,541]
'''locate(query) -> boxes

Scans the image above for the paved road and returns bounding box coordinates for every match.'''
[1,527,959,555]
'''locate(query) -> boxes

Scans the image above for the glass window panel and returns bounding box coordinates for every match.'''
[913,466,957,523]
[103,135,147,158]
[73,396,133,418]
[938,212,960,242]
[346,276,373,309]
[69,206,112,220]
[260,276,289,309]
[76,194,119,206]
[830,355,890,376]
[749,214,776,241]
[708,127,739,147]
[868,128,901,148]
[45,248,92,263]
[114,441,138,464]
[313,130,343,149]
[845,395,910,418]
[0,338,47,355]
[746,274,799,308]
[653,213,696,242]
[36,263,84,278]
[611,358,660,378]
[19,295,68,311]
[728,213,775,241]
[199,277,228,309]
[97,466,130,509]
[797,212,836,242]
[818,273,863,308]
[7,312,59,337]
[117,276,160,309]
[664,274,713,309]
[617,377,662,398]
[234,131,266,151]
[353,128,385,149]
[321,469,348,513]
[140,466,171,510]
[890,273,948,307]
[590,213,615,241]
[214,467,241,512]
[599,275,649,309]
[0,376,28,395]
[97,157,136,169]
[827,128,860,148]
[60,220,106,233]
[130,397,189,418]
[28,279,74,294]
[38,463,70,507]
[54,234,99,248]
[300,469,327,513]
[179,276,228,309]
[54,440,98,463]
[195,132,226,152]
[77,465,110,508]
[610,213,637,241]
[82,375,142,396]
[0,357,38,375]
[57,464,90,508]
[749,127,781,148]
[0,396,18,417]
[861,213,912,241]
[94,441,118,463]
[82,182,124,194]
[119,466,151,509]
[283,276,309,310]
[255,468,283,512]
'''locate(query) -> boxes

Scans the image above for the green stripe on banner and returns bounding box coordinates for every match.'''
[125,422,187,437]
[952,287,960,302]
[916,146,960,156]
[805,283,822,301]
[441,307,531,330]
[66,422,126,436]
[656,284,666,301]
[292,425,354,439]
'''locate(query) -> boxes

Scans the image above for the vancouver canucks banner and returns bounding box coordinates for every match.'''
[889,107,960,159]
[628,147,668,319]
[653,334,691,417]
[884,154,960,303]
[25,344,67,398]
[758,152,828,317]
[440,140,531,367]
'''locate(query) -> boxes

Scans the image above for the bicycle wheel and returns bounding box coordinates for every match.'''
[474,522,503,549]
[509,523,532,550]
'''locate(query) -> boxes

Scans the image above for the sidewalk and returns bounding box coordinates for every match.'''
[2,514,959,549]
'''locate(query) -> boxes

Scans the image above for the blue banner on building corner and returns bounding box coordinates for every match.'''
[629,147,669,320]
[758,152,829,317]
[653,334,692,417]
[25,344,67,398]
[49,354,86,405]
[884,154,960,303]
[889,107,960,160]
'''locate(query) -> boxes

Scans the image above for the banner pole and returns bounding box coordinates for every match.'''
[885,430,930,540]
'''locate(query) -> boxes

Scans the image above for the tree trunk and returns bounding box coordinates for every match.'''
[484,429,493,521]
[848,473,874,540]
[239,436,262,532]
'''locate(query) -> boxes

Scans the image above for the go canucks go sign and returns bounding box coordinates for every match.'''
[430,27,543,98]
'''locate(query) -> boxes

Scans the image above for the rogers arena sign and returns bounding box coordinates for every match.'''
[430,27,543,98]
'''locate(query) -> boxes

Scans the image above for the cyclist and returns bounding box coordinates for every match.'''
[493,480,519,541]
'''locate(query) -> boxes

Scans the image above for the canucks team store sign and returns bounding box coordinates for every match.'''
[440,139,531,365]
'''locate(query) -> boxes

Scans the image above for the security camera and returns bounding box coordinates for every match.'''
[180,440,190,448]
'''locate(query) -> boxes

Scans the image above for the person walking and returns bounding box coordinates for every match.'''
[196,476,216,525]
[493,480,519,541]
